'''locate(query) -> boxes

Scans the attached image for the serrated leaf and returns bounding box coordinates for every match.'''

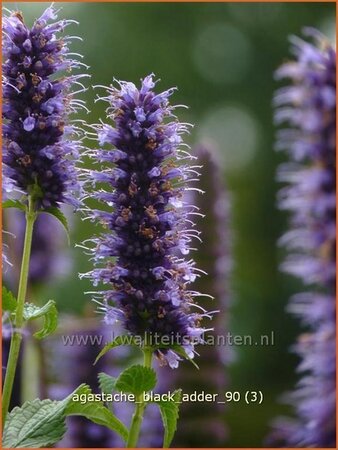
[2,385,83,448]
[3,384,128,448]
[94,334,139,364]
[115,364,156,396]
[3,399,66,448]
[2,286,17,312]
[23,300,58,339]
[98,372,116,396]
[42,208,70,243]
[154,389,182,448]
[2,199,26,211]
[65,384,128,442]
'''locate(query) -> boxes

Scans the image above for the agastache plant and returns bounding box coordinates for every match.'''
[0,7,109,444]
[270,29,336,447]
[80,75,211,447]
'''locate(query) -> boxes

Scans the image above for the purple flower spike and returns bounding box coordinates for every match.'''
[172,143,231,447]
[81,75,211,367]
[270,29,336,447]
[2,6,88,209]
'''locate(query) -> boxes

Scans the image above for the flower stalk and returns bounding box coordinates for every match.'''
[2,197,37,427]
[127,348,153,448]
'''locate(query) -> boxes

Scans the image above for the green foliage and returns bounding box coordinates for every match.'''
[23,300,58,339]
[98,372,116,396]
[94,334,139,364]
[65,384,128,441]
[115,364,157,396]
[153,390,182,448]
[42,207,70,243]
[2,286,17,313]
[3,398,67,448]
[3,384,128,448]
[2,199,26,212]
[2,384,79,448]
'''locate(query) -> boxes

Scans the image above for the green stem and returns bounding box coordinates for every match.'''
[126,348,153,448]
[2,198,36,427]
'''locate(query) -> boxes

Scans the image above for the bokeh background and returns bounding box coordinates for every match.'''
[2,1,336,447]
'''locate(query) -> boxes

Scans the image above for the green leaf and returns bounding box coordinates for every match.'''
[2,199,26,211]
[3,384,128,448]
[154,390,182,448]
[98,372,116,396]
[65,384,128,442]
[2,385,83,448]
[42,207,70,243]
[94,334,139,364]
[23,300,58,339]
[2,286,17,312]
[115,364,156,396]
[3,399,66,448]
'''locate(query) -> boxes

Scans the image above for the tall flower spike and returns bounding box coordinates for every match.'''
[82,75,210,367]
[2,5,88,209]
[270,28,336,447]
[172,143,231,447]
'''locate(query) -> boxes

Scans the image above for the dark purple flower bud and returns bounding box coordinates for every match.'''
[81,75,211,367]
[2,6,88,209]
[270,28,336,447]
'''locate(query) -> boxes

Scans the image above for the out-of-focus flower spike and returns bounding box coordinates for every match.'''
[171,142,231,446]
[269,29,336,447]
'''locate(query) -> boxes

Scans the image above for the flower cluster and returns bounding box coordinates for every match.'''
[2,5,87,209]
[271,28,336,447]
[81,75,211,368]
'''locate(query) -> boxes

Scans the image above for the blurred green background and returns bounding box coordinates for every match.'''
[3,1,335,447]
